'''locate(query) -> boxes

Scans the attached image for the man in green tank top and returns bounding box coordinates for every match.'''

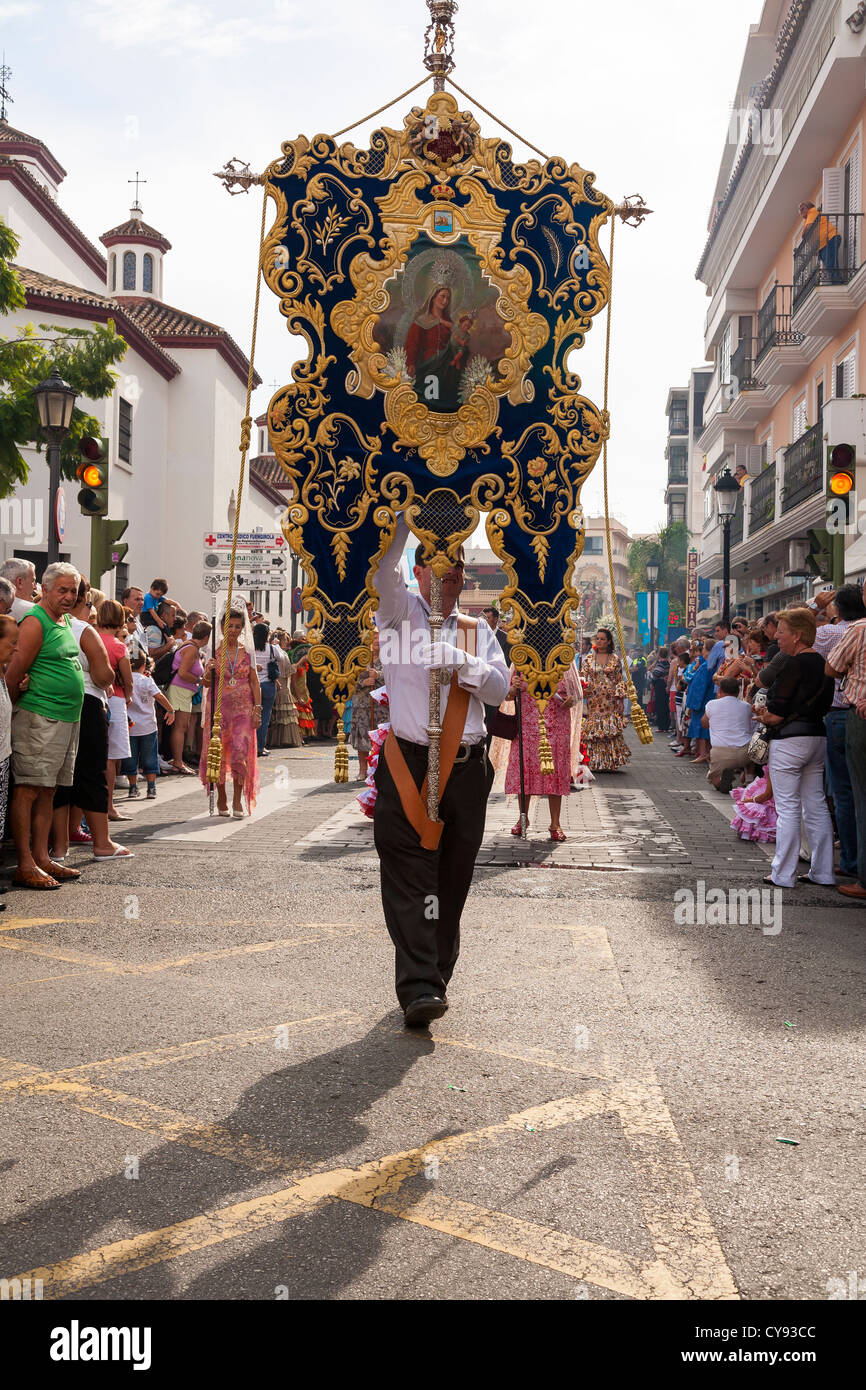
[5,563,86,890]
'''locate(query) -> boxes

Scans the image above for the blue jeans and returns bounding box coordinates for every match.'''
[122,731,159,779]
[825,709,857,876]
[845,709,866,889]
[257,680,277,754]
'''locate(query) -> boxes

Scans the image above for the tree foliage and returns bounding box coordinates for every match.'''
[0,216,127,498]
[627,521,690,609]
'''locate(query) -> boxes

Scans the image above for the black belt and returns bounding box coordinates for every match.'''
[396,737,486,764]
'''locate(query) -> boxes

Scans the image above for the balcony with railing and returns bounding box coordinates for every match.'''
[755,284,804,362]
[781,422,823,514]
[667,464,689,486]
[749,462,776,533]
[792,212,862,316]
[731,337,763,390]
[668,409,689,435]
[729,490,744,547]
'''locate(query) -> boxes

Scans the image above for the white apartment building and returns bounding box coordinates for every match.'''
[694,0,866,618]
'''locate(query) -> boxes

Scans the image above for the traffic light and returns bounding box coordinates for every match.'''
[76,437,109,517]
[826,443,857,586]
[827,442,856,524]
[90,519,129,587]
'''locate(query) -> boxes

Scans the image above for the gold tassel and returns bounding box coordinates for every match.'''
[538,710,555,777]
[206,723,223,782]
[625,677,654,745]
[334,729,349,784]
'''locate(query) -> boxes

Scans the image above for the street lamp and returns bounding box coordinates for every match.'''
[713,468,740,627]
[646,557,660,649]
[34,369,77,566]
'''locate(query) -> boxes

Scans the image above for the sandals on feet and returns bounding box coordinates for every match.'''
[13,869,61,890]
[549,827,566,842]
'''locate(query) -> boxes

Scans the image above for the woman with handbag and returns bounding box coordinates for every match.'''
[505,664,581,841]
[754,607,835,889]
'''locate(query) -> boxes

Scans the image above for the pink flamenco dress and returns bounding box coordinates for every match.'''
[505,667,580,797]
[357,685,389,819]
[730,771,776,843]
[199,647,260,813]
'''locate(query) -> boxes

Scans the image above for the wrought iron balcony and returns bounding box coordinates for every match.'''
[749,461,776,533]
[755,283,804,362]
[782,422,822,513]
[729,491,744,546]
[668,411,689,434]
[792,212,862,315]
[731,337,763,390]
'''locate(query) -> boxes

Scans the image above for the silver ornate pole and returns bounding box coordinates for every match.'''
[423,0,458,91]
[426,570,444,821]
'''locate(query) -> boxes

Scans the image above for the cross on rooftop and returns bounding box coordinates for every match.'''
[128,170,147,210]
[0,54,12,123]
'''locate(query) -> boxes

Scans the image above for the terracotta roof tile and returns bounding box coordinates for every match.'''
[13,264,181,377]
[121,296,261,387]
[0,156,104,276]
[0,117,66,180]
[100,218,171,252]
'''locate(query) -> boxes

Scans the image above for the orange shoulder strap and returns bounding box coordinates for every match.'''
[383,673,471,851]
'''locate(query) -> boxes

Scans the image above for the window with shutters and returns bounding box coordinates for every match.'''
[835,351,856,399]
[720,324,732,385]
[122,252,136,291]
[143,254,153,293]
[118,397,132,465]
[792,395,807,441]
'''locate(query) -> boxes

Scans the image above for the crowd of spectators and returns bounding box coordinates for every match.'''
[0,558,333,894]
[630,590,866,896]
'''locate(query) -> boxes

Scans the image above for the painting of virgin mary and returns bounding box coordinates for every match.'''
[404,285,472,411]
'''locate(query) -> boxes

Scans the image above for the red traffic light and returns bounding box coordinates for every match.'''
[79,436,103,461]
[830,442,855,471]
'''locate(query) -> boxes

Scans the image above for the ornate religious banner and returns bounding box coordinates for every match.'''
[210,0,651,792]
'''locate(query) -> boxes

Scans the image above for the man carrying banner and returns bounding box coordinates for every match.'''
[373,516,509,1026]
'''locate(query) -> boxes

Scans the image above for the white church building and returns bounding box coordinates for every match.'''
[0,115,289,609]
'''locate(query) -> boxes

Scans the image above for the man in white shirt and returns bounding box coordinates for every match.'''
[701,677,756,791]
[373,517,509,1026]
[0,559,37,622]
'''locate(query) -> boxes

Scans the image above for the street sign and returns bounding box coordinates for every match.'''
[201,572,287,591]
[55,487,66,543]
[291,586,303,614]
[203,531,285,551]
[202,551,287,571]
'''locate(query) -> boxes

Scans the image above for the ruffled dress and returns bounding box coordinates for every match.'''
[582,653,631,771]
[730,772,777,843]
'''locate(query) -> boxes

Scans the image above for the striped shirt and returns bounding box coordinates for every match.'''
[813,620,855,708]
[825,619,866,706]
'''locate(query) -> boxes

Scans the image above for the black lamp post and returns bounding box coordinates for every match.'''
[33,369,77,566]
[713,469,740,627]
[646,557,660,649]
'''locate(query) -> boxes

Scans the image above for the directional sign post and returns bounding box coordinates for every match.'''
[201,572,287,591]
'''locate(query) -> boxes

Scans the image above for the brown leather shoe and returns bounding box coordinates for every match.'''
[838,883,866,900]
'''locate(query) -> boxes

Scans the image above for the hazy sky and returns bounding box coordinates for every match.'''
[3,0,762,535]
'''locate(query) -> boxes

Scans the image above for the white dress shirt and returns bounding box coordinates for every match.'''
[373,519,509,744]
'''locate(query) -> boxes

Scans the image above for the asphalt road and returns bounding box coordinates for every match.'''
[1,732,864,1302]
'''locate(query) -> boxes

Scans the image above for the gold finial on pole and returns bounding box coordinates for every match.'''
[424,1,458,92]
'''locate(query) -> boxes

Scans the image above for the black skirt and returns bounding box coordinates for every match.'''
[54,694,109,813]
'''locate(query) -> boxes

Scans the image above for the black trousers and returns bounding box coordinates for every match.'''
[373,742,494,1009]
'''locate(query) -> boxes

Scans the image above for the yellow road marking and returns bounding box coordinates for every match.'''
[5,1091,611,1300]
[0,937,120,970]
[364,1189,681,1300]
[569,926,739,1301]
[0,969,95,989]
[0,916,99,934]
[0,923,368,978]
[0,1011,361,1096]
